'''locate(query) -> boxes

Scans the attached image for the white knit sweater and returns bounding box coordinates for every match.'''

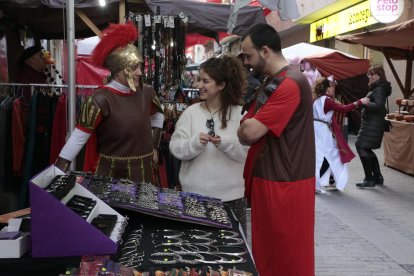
[169,103,248,202]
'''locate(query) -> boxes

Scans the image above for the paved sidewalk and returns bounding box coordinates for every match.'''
[315,135,414,275]
[246,135,414,275]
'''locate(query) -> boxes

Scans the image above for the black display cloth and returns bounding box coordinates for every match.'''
[0,206,257,275]
[113,207,257,274]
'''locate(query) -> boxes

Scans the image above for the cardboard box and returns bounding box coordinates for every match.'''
[0,227,31,258]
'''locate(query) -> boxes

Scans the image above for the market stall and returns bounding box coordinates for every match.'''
[0,167,258,275]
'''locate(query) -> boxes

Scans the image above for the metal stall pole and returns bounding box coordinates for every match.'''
[67,0,77,170]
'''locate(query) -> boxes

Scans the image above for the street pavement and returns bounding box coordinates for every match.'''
[246,135,414,275]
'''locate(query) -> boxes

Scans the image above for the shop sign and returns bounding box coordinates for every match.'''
[370,0,404,23]
[310,1,378,42]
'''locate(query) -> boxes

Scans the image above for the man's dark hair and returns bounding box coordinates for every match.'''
[241,23,282,52]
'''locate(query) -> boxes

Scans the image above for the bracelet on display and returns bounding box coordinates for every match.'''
[216,246,247,256]
[187,229,211,238]
[217,229,239,238]
[66,195,96,220]
[153,244,184,253]
[118,254,144,268]
[118,225,144,268]
[153,237,184,245]
[181,244,219,253]
[196,252,226,264]
[216,237,245,246]
[217,254,247,264]
[45,174,76,200]
[183,237,215,245]
[153,229,183,239]
[177,252,204,265]
[148,252,179,265]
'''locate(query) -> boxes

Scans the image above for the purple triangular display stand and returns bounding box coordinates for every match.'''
[30,181,117,257]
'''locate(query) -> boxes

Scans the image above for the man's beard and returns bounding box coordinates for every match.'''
[251,56,266,76]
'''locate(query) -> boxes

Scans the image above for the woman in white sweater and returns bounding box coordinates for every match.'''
[169,55,249,232]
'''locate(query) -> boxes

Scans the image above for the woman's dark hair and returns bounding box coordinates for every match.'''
[313,77,332,98]
[199,55,247,128]
[368,65,387,81]
[241,23,281,52]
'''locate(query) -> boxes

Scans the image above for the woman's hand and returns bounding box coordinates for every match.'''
[360,97,370,105]
[199,132,210,146]
[209,135,221,147]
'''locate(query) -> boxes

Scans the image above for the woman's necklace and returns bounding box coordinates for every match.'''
[205,102,221,118]
[205,102,221,136]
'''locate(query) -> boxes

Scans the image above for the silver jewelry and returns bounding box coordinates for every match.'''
[216,246,247,256]
[217,254,247,264]
[153,237,184,245]
[177,252,204,265]
[197,252,225,264]
[218,237,245,246]
[153,244,183,253]
[218,229,239,238]
[184,237,215,245]
[188,229,211,238]
[148,252,179,265]
[154,229,182,239]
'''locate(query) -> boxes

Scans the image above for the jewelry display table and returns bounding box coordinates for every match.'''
[0,207,257,276]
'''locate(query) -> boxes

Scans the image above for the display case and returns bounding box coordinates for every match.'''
[29,165,128,257]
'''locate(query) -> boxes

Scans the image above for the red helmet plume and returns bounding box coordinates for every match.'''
[92,22,138,68]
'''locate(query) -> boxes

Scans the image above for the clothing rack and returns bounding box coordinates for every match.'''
[0,82,99,89]
[0,83,98,89]
[0,83,99,98]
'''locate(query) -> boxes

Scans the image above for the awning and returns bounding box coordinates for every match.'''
[336,19,414,98]
[336,19,414,60]
[145,0,266,36]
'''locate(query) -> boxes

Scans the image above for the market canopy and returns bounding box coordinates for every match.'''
[336,19,414,98]
[304,52,369,81]
[282,43,369,80]
[0,0,265,39]
[145,0,266,36]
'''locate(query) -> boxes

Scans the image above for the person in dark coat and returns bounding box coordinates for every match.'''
[356,65,392,188]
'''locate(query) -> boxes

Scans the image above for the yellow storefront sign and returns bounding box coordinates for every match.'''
[310,1,378,42]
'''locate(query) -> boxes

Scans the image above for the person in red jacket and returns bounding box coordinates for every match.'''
[238,23,315,276]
